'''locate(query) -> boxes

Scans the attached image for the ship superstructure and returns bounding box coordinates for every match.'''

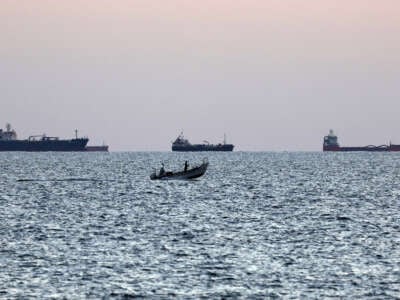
[0,123,17,141]
[172,132,234,152]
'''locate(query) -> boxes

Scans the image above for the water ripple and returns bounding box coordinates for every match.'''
[1,152,399,298]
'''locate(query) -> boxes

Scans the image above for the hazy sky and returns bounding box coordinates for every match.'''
[1,1,399,151]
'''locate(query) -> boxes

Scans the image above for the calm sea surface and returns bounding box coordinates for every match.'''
[1,152,400,299]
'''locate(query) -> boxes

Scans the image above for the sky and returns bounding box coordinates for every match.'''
[1,0,399,151]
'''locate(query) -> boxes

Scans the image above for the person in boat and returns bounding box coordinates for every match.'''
[159,163,165,176]
[184,160,189,172]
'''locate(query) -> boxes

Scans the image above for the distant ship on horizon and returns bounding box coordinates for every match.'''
[172,132,234,152]
[85,144,109,152]
[0,123,89,152]
[323,129,400,152]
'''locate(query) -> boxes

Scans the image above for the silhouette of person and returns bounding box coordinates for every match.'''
[159,163,165,176]
[184,161,189,172]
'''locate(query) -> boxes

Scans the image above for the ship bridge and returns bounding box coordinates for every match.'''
[0,124,17,140]
[324,129,339,147]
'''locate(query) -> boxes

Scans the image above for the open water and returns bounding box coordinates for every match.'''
[1,152,400,299]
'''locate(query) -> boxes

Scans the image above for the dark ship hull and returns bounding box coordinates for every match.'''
[0,138,89,152]
[85,145,109,152]
[172,144,234,152]
[324,145,400,152]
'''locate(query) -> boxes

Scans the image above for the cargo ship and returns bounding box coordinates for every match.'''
[172,132,234,152]
[323,129,400,152]
[85,145,109,152]
[0,124,89,151]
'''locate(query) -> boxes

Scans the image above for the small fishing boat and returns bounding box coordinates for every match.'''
[150,159,209,180]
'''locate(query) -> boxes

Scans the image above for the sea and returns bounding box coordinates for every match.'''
[1,152,399,299]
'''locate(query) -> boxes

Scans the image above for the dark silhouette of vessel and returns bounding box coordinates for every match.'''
[85,145,109,152]
[323,129,400,152]
[150,159,209,180]
[0,123,89,151]
[172,132,234,152]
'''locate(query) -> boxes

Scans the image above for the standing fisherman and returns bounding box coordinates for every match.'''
[159,163,165,176]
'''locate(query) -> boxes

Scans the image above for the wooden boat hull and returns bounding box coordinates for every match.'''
[150,162,208,180]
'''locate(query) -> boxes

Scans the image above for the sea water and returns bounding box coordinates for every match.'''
[1,152,399,298]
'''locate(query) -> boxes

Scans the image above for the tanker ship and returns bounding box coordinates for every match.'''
[323,130,400,152]
[0,124,89,151]
[172,132,234,152]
